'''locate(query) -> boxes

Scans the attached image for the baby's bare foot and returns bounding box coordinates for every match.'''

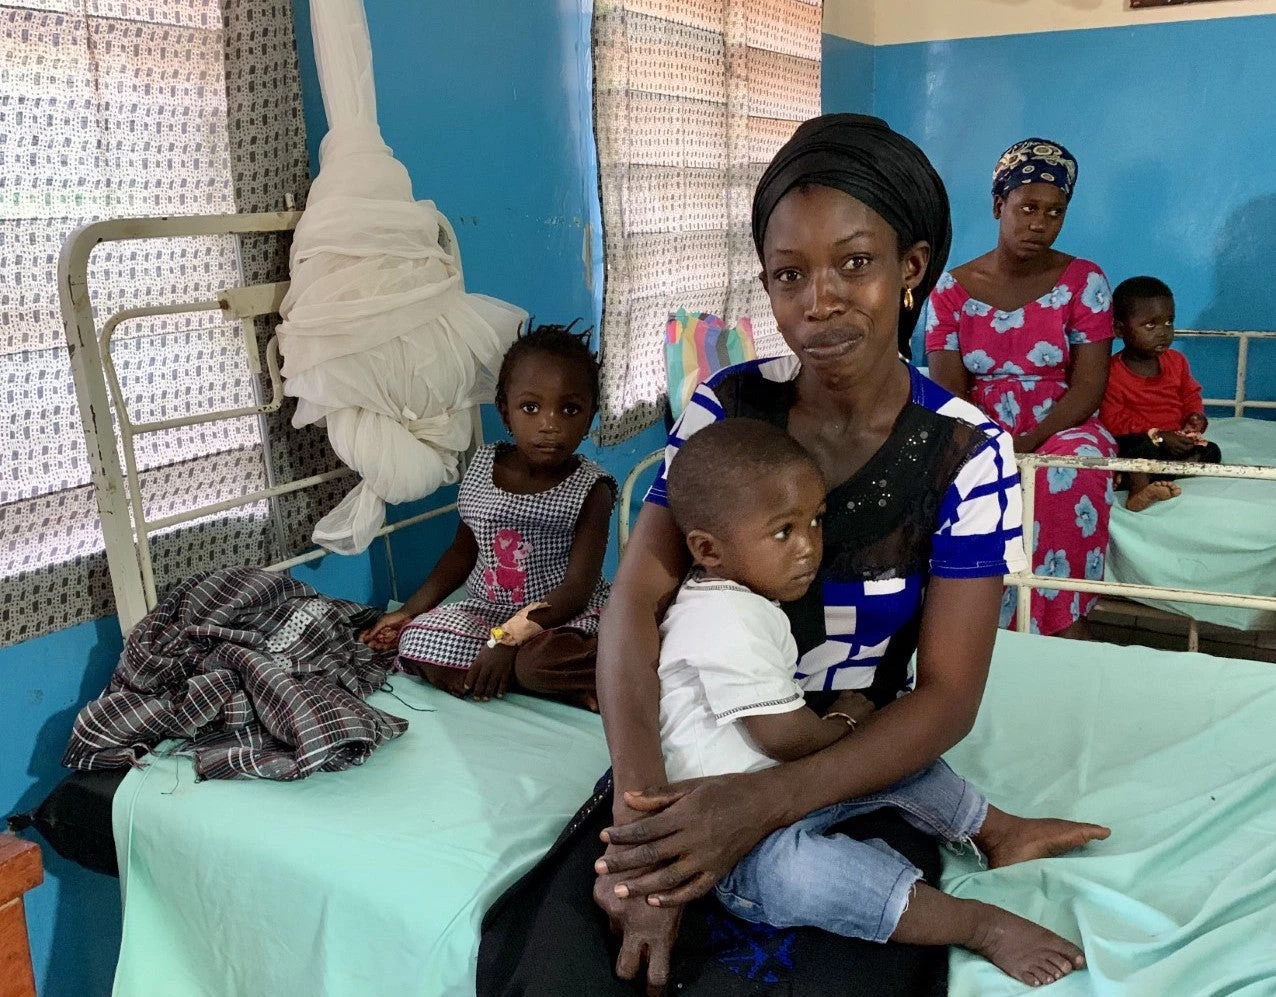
[1126,481,1180,511]
[966,901,1085,986]
[978,808,1110,869]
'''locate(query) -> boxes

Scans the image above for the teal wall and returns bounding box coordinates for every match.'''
[821,16,1276,412]
[821,33,874,116]
[293,0,666,593]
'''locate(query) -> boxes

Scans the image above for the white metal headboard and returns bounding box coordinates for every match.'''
[1175,329,1276,418]
[59,211,475,633]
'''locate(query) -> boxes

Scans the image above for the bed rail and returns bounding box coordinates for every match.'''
[1011,452,1276,650]
[1176,329,1276,417]
[616,445,1276,654]
[60,211,475,633]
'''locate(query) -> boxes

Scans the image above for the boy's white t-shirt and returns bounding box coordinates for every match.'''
[658,575,806,782]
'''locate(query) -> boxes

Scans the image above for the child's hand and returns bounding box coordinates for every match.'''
[1159,431,1200,458]
[466,643,516,702]
[1183,412,1208,435]
[830,690,876,725]
[360,610,410,651]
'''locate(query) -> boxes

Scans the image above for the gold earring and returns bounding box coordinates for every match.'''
[903,287,915,311]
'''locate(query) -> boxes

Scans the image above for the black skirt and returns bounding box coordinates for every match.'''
[477,773,947,997]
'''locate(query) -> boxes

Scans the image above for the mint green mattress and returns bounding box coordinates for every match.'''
[1106,416,1276,631]
[112,630,1276,995]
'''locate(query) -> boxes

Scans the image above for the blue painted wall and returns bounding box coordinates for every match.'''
[821,16,1276,411]
[821,34,874,116]
[293,0,665,591]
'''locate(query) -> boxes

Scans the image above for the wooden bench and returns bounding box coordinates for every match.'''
[0,836,42,997]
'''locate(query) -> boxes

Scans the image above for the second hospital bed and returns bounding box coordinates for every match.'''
[1104,330,1276,633]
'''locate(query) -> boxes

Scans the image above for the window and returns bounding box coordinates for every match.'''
[0,1,314,644]
[592,0,824,442]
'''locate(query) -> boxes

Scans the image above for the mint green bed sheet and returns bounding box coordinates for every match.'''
[1106,416,1276,631]
[111,688,610,997]
[112,631,1276,996]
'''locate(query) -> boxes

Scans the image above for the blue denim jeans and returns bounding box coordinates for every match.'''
[714,760,987,943]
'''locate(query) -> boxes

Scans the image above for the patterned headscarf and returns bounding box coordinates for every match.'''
[991,138,1078,202]
[752,113,952,359]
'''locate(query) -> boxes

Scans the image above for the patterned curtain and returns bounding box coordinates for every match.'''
[0,0,319,645]
[591,0,823,443]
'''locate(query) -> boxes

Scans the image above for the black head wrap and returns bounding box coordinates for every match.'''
[751,113,952,359]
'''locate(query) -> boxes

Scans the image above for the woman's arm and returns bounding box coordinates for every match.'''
[598,501,689,811]
[922,287,971,399]
[1014,340,1109,452]
[599,573,1003,905]
[592,501,691,991]
[926,350,970,399]
[525,480,615,629]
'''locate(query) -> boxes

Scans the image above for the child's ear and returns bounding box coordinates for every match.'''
[685,529,722,568]
[496,395,510,430]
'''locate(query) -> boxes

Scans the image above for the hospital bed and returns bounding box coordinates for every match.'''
[1101,330,1276,640]
[23,213,1276,995]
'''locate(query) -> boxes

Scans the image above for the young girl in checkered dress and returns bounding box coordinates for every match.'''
[361,325,615,710]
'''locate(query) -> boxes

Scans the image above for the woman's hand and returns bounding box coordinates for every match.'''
[594,867,683,995]
[360,610,410,651]
[596,772,782,907]
[1012,433,1040,454]
[465,643,516,701]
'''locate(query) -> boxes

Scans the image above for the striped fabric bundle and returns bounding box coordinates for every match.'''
[63,567,407,781]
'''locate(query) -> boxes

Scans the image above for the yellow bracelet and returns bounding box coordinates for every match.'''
[824,711,858,730]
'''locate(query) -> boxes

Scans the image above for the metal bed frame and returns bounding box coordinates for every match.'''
[59,211,475,634]
[618,332,1276,652]
[1016,329,1276,650]
[59,222,1273,648]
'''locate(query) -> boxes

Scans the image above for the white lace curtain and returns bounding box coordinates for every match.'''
[0,1,316,645]
[592,0,823,442]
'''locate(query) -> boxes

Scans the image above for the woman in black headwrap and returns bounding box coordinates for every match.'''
[924,138,1117,640]
[478,116,1103,995]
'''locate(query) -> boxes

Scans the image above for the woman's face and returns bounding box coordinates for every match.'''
[994,183,1068,261]
[761,185,927,382]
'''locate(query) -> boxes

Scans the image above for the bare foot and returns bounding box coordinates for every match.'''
[576,691,600,713]
[1126,481,1181,511]
[977,807,1111,869]
[891,885,1085,987]
[966,901,1086,986]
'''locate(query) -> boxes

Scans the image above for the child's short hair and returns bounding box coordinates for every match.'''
[495,320,601,414]
[666,418,821,536]
[1113,276,1174,324]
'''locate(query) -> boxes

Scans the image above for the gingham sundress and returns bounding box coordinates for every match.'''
[397,444,615,671]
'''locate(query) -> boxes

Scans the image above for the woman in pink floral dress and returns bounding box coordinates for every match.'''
[925,138,1115,638]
